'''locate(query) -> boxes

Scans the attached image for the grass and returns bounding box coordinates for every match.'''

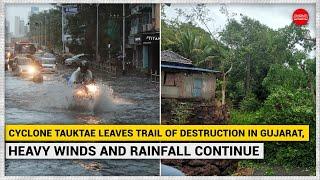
[230,110,258,125]
[236,160,315,176]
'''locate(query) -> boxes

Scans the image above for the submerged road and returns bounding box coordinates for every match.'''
[5,68,160,176]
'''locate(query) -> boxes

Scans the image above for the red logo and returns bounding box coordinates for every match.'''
[292,9,309,26]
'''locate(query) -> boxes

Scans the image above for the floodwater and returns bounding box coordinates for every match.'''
[5,69,160,176]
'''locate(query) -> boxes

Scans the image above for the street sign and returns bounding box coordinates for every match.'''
[134,33,159,45]
[64,6,78,15]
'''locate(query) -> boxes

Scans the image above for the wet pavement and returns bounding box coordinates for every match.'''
[5,68,160,176]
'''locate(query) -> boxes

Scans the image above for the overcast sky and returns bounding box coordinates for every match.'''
[163,4,316,37]
[5,4,54,32]
[6,3,316,38]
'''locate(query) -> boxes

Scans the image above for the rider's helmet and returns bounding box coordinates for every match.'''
[79,60,89,73]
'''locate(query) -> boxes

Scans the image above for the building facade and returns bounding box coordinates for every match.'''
[127,4,160,73]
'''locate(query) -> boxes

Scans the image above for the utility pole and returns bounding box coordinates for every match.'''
[61,5,65,53]
[108,43,111,61]
[96,4,99,61]
[122,4,125,73]
[48,15,51,49]
[44,14,47,48]
[41,22,43,47]
[36,25,38,45]
[39,22,41,47]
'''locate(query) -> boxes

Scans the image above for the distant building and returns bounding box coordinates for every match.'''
[19,20,25,36]
[13,16,26,37]
[14,16,20,36]
[127,4,160,73]
[5,20,10,33]
[31,6,39,15]
[24,25,28,35]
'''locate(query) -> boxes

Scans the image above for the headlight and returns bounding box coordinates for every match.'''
[76,89,86,96]
[28,66,36,74]
[86,84,98,93]
[6,52,11,58]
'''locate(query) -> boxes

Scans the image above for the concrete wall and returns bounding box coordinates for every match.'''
[161,71,216,100]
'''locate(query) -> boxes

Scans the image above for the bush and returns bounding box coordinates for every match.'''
[258,87,314,124]
[262,64,308,92]
[239,93,261,112]
[171,102,193,125]
[257,87,315,168]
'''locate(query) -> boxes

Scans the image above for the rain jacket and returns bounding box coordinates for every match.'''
[68,67,93,85]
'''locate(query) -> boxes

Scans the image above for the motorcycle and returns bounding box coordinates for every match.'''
[32,69,44,83]
[13,64,43,83]
[72,81,100,110]
[26,65,43,83]
[5,52,11,71]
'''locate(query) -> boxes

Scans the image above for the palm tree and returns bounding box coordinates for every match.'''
[175,29,233,105]
[176,30,215,66]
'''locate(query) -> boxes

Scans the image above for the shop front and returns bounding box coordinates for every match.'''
[132,32,159,73]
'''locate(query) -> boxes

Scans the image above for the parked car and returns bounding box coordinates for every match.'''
[64,54,89,66]
[41,53,57,73]
[33,51,44,61]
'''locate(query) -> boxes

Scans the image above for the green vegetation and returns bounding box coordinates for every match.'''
[28,4,123,55]
[230,110,257,125]
[171,102,193,125]
[162,4,315,172]
[28,7,63,51]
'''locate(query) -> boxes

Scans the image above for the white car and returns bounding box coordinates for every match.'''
[12,57,35,77]
[64,54,88,66]
[33,51,44,61]
[41,53,57,73]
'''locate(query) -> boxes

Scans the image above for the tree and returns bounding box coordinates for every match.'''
[57,4,124,55]
[28,6,62,51]
[162,4,315,109]
[162,4,232,105]
[220,15,315,106]
[161,3,316,169]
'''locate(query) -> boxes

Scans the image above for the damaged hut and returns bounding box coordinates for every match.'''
[161,50,230,125]
[161,50,219,100]
[161,50,235,175]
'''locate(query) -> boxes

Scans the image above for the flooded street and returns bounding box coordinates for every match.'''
[5,69,160,176]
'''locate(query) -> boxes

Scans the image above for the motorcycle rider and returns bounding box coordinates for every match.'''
[69,61,93,85]
[31,58,42,71]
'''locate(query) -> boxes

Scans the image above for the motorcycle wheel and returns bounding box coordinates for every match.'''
[33,74,43,83]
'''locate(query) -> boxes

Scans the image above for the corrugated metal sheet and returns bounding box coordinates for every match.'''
[161,64,220,73]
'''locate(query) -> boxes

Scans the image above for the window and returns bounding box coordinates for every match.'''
[164,72,176,86]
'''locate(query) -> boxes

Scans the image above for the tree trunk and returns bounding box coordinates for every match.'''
[309,74,316,109]
[221,65,232,106]
[222,74,226,105]
[245,54,251,96]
